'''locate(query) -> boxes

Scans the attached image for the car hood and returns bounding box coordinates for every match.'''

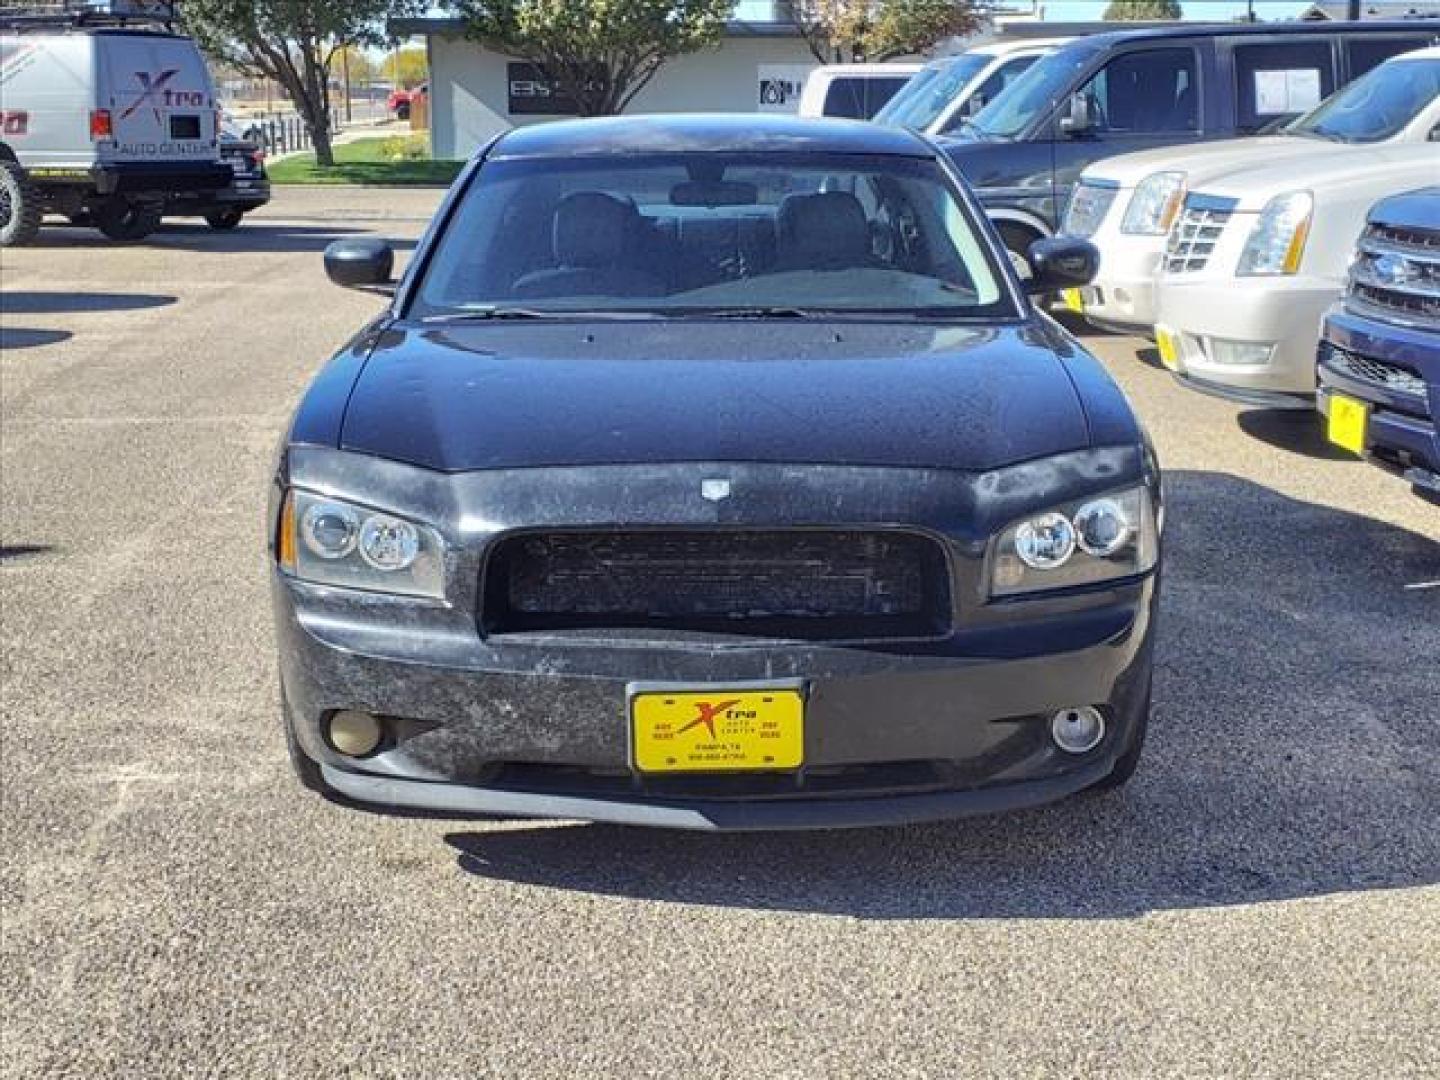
[337,320,1096,473]
[1195,144,1440,209]
[1084,135,1354,187]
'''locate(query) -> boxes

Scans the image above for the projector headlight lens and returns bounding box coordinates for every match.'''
[992,486,1158,597]
[280,490,444,598]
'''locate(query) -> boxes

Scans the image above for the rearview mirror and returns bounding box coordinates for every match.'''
[325,238,394,290]
[1025,236,1099,295]
[1058,93,1092,137]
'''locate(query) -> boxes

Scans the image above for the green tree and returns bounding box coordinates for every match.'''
[448,0,733,116]
[184,0,423,166]
[1102,0,1183,19]
[784,0,984,64]
[389,45,430,89]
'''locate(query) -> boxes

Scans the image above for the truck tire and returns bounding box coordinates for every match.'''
[93,200,162,242]
[205,207,244,231]
[0,160,43,247]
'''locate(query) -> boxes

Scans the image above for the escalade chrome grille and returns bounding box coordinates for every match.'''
[1164,202,1234,274]
[1348,222,1440,330]
[483,529,952,640]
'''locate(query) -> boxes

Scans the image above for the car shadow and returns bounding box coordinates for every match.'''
[0,328,73,350]
[0,544,55,562]
[1237,408,1353,461]
[443,471,1439,919]
[1,291,176,315]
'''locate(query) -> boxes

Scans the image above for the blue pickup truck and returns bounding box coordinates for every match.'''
[1317,187,1440,503]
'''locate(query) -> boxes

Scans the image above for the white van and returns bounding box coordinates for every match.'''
[797,63,925,120]
[871,39,1070,137]
[0,7,227,245]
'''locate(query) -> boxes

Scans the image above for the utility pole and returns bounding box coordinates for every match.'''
[1347,0,1362,19]
[342,46,352,125]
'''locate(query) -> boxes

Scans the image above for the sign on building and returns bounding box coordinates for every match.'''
[757,63,815,113]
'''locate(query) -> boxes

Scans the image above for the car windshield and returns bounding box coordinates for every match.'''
[410,152,1012,320]
[874,54,990,129]
[968,47,1091,138]
[1287,56,1440,143]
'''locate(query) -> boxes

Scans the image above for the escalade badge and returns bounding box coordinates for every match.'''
[700,479,731,501]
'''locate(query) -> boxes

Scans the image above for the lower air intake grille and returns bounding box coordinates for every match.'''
[483,530,951,640]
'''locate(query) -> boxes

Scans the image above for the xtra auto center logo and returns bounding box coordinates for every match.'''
[121,69,206,122]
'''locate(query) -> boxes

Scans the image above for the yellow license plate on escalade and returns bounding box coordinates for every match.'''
[1327,393,1368,455]
[631,689,804,773]
[1156,327,1181,371]
[1062,288,1085,314]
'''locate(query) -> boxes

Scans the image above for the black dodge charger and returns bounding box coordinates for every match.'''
[269,115,1162,830]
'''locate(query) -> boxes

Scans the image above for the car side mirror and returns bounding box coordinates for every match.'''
[325,238,395,291]
[1025,236,1099,295]
[1058,93,1091,137]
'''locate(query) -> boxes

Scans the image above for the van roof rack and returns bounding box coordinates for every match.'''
[0,1,176,32]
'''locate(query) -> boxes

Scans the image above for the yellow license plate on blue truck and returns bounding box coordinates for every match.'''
[1326,393,1368,455]
[632,689,804,773]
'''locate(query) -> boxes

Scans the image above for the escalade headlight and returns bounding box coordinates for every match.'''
[1121,171,1186,236]
[1237,191,1312,276]
[990,486,1158,598]
[278,490,445,598]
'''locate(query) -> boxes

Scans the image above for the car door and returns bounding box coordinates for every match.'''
[1225,37,1337,135]
[1048,44,1205,218]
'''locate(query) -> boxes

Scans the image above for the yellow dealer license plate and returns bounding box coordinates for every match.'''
[631,688,804,773]
[1327,393,1368,455]
[1156,327,1181,371]
[1062,287,1085,314]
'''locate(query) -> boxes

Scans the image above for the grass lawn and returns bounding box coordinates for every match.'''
[268,138,463,186]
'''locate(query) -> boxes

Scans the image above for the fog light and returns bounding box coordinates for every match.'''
[328,710,383,757]
[1206,339,1275,367]
[1051,706,1105,754]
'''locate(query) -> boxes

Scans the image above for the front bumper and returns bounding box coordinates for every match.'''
[1154,274,1342,402]
[271,450,1160,831]
[1317,307,1440,491]
[1082,231,1165,335]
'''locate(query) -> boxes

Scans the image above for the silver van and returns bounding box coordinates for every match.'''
[0,5,228,245]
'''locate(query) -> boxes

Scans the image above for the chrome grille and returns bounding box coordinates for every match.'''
[1347,222,1440,330]
[1061,181,1118,239]
[1164,203,1234,274]
[1326,346,1428,400]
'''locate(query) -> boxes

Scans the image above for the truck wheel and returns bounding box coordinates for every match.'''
[205,208,244,231]
[0,160,43,247]
[93,200,162,242]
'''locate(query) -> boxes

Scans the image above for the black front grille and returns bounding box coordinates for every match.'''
[483,529,951,640]
[1326,346,1428,401]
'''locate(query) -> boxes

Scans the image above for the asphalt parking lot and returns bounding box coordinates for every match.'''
[3,187,1437,1078]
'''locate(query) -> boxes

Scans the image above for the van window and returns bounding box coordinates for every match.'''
[940,55,1038,133]
[823,76,911,120]
[1234,41,1335,133]
[1347,37,1436,79]
[1077,48,1199,133]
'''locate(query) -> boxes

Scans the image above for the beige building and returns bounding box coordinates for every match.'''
[389,17,825,160]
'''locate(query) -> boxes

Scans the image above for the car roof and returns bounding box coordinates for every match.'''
[1051,18,1438,53]
[809,63,925,77]
[968,37,1072,57]
[489,114,936,160]
[1395,44,1440,59]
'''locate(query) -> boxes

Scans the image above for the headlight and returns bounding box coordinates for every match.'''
[1061,180,1118,239]
[991,486,1158,598]
[278,490,445,598]
[1237,191,1312,276]
[1121,171,1186,236]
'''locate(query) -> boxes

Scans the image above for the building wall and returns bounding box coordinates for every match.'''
[428,33,819,159]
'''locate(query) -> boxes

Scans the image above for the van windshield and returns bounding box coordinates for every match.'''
[874,55,990,130]
[968,48,1091,138]
[410,152,1013,320]
[1287,56,1440,143]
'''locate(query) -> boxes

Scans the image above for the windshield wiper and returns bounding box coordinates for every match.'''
[422,306,563,322]
[682,306,816,319]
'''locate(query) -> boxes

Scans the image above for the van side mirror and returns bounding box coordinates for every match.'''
[1025,237,1099,294]
[1058,93,1092,136]
[325,238,395,291]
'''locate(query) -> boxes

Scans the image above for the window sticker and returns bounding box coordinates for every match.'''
[1255,68,1322,114]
